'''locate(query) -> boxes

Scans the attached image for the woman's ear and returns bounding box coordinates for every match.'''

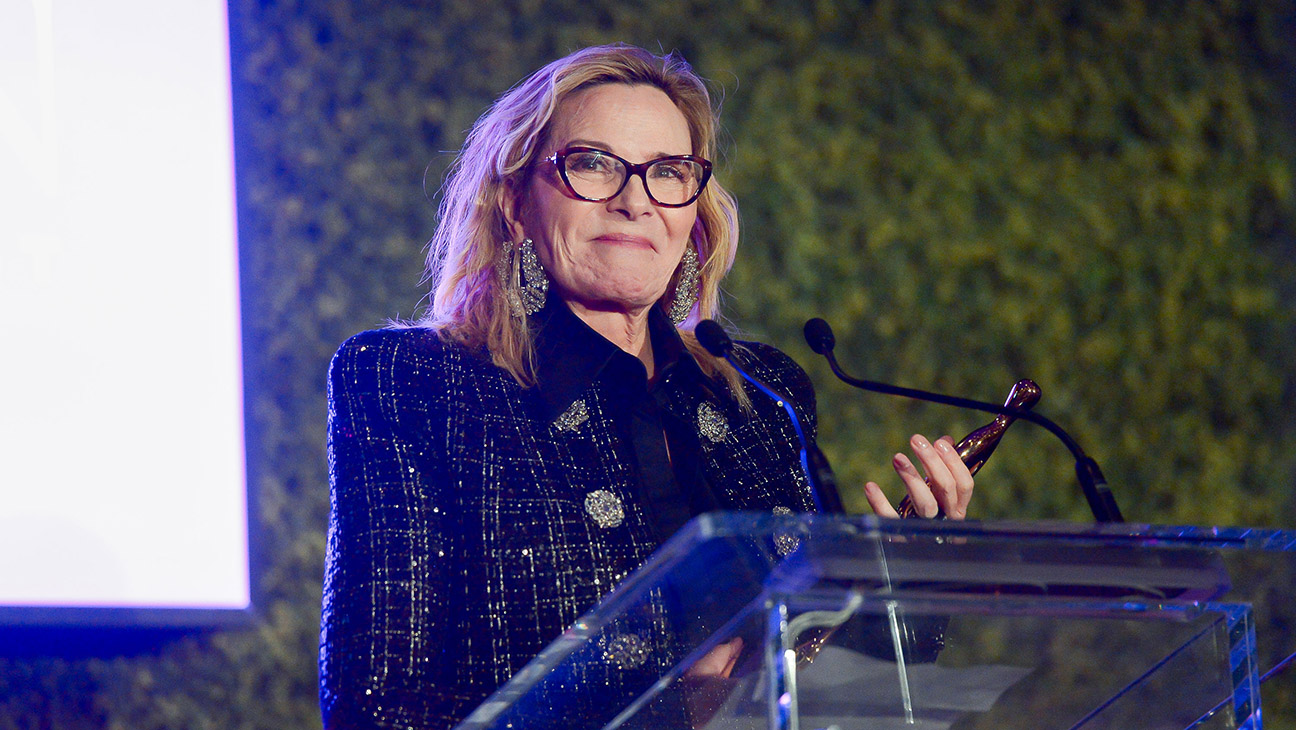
[501,179,528,243]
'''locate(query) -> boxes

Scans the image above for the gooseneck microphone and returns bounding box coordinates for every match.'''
[696,320,845,514]
[804,318,1124,523]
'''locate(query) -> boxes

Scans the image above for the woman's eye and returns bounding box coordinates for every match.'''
[570,154,613,173]
[651,162,690,181]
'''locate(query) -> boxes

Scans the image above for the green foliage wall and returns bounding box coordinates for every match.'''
[1,1,1292,727]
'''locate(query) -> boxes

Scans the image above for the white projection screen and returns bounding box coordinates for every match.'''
[0,1,250,624]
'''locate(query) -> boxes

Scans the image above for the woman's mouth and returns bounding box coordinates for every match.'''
[592,233,655,250]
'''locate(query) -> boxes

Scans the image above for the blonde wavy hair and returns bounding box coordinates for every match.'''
[416,44,744,395]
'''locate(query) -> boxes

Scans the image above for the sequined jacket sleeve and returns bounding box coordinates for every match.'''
[321,330,465,729]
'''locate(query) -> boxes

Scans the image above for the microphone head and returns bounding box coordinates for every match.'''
[803,318,836,355]
[695,319,734,357]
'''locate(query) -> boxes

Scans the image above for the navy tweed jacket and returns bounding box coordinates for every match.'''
[320,324,817,729]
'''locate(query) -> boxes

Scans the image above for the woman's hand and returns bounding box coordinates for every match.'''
[681,637,744,727]
[683,637,743,679]
[864,434,975,520]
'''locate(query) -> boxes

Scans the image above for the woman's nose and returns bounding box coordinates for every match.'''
[608,172,655,216]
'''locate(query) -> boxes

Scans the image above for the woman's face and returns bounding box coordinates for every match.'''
[505,83,698,316]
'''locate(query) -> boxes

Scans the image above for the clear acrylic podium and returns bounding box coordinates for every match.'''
[456,514,1295,729]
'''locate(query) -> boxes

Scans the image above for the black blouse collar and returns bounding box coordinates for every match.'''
[531,298,701,423]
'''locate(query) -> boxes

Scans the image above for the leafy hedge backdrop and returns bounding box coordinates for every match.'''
[1,0,1293,727]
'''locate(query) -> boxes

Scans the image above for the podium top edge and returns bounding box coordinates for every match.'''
[684,512,1296,552]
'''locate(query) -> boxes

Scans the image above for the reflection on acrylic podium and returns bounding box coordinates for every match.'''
[457,513,1294,730]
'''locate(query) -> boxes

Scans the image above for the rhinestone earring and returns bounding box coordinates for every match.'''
[496,238,548,317]
[668,245,700,325]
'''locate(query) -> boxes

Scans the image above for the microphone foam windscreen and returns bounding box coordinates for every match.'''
[803,318,835,354]
[695,320,733,357]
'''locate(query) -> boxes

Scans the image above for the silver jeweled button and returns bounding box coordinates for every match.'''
[585,489,624,528]
[696,401,729,443]
[553,399,589,433]
[601,632,650,669]
[772,505,801,556]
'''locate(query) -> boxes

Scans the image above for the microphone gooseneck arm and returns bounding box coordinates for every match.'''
[804,318,1124,523]
[696,320,845,514]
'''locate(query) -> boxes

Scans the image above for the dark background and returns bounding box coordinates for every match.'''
[1,0,1293,727]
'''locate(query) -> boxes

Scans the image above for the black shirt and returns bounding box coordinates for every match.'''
[531,299,722,543]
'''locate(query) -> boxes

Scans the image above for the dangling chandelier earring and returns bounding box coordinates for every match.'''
[669,245,700,325]
[496,238,549,317]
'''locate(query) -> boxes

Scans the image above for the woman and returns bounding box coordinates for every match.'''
[321,44,974,730]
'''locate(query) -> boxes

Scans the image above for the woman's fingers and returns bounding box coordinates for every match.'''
[891,434,977,520]
[933,436,976,518]
[685,637,744,679]
[892,451,941,518]
[867,434,978,521]
[908,434,958,513]
[864,481,901,518]
[720,637,743,677]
